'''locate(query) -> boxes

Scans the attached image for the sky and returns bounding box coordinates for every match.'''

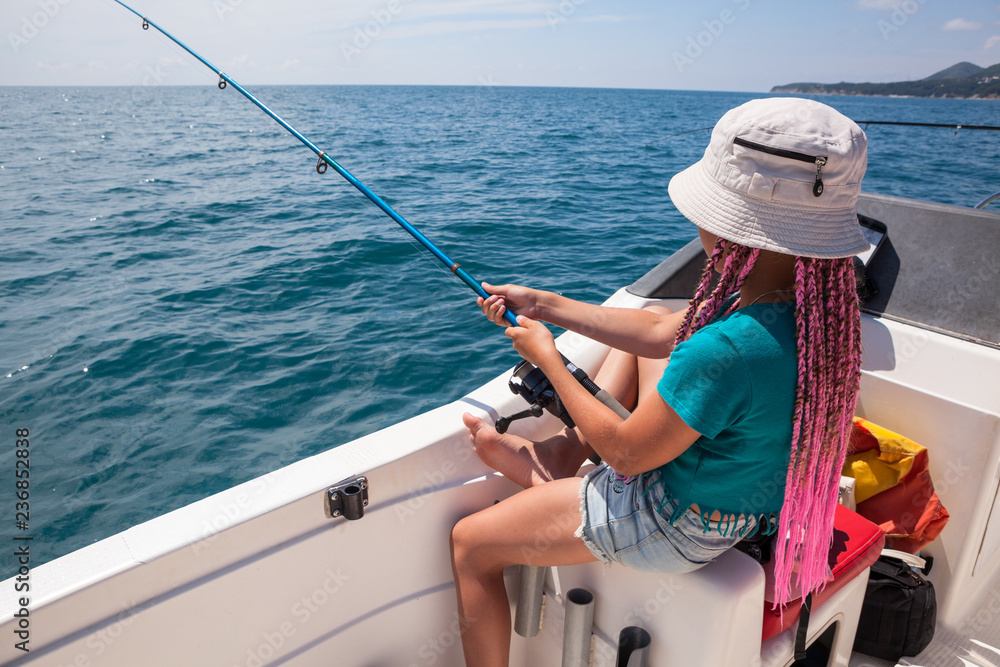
[2,0,1000,91]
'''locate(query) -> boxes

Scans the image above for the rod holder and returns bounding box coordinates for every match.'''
[561,588,594,667]
[326,476,369,521]
[514,565,546,638]
[616,626,651,667]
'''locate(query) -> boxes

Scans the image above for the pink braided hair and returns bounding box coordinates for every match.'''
[678,241,862,609]
[775,255,861,608]
[675,237,760,343]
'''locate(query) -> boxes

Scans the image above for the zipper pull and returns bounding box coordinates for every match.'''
[813,157,827,197]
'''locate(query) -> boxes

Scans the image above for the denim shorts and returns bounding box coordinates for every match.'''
[575,463,749,573]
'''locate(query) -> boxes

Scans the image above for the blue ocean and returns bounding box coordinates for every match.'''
[1,85,998,572]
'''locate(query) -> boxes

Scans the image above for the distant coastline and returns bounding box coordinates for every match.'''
[771,61,1000,100]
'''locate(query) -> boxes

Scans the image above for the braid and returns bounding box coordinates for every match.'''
[785,258,810,522]
[677,239,760,344]
[676,238,725,343]
[722,244,760,317]
[815,262,844,534]
[772,255,862,608]
[694,242,757,330]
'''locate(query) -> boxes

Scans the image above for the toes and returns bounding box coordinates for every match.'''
[462,412,483,434]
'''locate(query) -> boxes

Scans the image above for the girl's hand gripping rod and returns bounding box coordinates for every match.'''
[112,0,631,431]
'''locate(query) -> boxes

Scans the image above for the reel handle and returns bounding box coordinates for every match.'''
[495,404,544,434]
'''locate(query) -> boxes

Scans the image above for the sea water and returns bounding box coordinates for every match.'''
[1,85,997,571]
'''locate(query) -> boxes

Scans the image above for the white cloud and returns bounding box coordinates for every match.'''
[378,18,553,40]
[856,0,900,9]
[942,18,983,31]
[580,14,648,24]
[986,35,1000,50]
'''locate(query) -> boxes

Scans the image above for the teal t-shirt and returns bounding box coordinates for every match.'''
[655,301,798,534]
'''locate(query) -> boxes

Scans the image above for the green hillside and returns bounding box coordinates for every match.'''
[771,62,1000,99]
[978,63,1000,78]
[924,62,983,80]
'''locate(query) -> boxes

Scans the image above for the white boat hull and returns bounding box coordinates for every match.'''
[5,194,1000,666]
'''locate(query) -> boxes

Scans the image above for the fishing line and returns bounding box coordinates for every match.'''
[338,176,464,282]
[854,120,1000,133]
[110,1,632,433]
[300,145,469,286]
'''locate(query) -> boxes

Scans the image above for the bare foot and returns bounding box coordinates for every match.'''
[462,413,588,488]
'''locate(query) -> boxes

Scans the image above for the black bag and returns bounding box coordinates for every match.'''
[853,551,936,660]
[733,528,774,564]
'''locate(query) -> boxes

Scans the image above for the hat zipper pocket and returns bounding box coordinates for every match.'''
[733,136,828,197]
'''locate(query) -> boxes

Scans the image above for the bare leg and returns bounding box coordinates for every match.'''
[450,477,597,667]
[464,306,674,487]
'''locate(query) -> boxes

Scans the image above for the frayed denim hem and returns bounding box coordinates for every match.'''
[574,466,612,569]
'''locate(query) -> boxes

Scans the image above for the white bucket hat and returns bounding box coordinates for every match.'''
[668,97,869,259]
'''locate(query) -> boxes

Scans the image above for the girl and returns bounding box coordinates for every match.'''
[451,97,868,666]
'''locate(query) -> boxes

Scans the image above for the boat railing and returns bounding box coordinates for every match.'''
[975,191,1000,209]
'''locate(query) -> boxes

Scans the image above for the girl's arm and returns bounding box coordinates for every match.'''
[480,282,689,359]
[507,316,700,475]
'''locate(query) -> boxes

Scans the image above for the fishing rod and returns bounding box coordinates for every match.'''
[112,0,513,327]
[646,119,1000,148]
[849,120,1000,209]
[111,1,630,433]
[854,120,1000,132]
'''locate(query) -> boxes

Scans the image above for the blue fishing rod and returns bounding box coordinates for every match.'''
[111,0,511,326]
[112,1,630,433]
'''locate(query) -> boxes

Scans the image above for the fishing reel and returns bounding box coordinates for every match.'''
[495,361,571,434]
[495,356,609,434]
